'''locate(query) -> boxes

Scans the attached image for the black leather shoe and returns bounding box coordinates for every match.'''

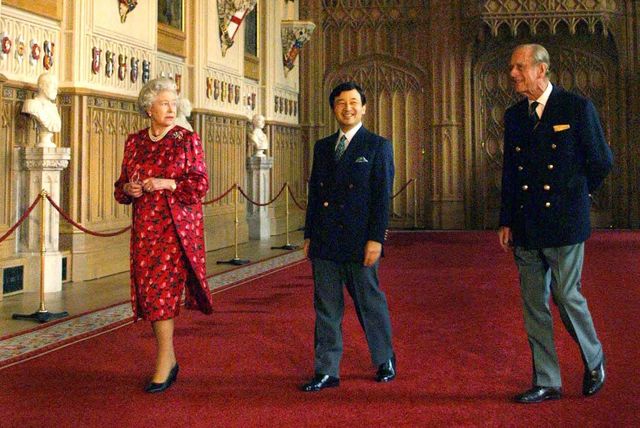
[375,354,396,382]
[583,357,605,396]
[300,374,339,392]
[514,386,562,404]
[145,363,179,393]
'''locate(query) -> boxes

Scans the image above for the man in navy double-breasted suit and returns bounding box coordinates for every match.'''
[499,44,613,404]
[300,82,396,392]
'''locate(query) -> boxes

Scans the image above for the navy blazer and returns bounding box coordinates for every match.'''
[499,85,613,249]
[304,126,394,262]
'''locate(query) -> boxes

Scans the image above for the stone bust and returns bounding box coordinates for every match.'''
[175,97,194,132]
[22,73,61,148]
[248,114,269,158]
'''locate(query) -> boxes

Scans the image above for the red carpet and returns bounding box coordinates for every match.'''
[1,231,638,427]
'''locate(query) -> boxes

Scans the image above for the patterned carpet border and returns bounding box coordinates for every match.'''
[0,250,304,370]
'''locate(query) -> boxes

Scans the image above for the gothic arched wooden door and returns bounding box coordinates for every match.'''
[324,55,428,228]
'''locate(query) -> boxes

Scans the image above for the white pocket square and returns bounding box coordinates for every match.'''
[355,156,368,163]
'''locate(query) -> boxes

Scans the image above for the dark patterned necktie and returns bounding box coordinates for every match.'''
[529,101,540,127]
[335,134,347,161]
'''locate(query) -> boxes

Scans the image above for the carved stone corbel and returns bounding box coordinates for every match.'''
[281,20,316,76]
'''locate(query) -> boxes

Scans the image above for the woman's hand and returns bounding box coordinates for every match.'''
[123,182,143,198]
[142,177,177,192]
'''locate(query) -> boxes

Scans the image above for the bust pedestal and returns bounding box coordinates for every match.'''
[18,146,70,293]
[246,156,274,240]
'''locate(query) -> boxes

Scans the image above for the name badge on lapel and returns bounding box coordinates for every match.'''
[355,156,368,163]
[553,124,571,132]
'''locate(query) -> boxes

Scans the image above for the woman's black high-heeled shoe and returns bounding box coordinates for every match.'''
[145,363,179,393]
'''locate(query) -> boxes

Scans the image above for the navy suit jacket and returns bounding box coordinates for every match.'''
[304,126,394,262]
[499,85,613,249]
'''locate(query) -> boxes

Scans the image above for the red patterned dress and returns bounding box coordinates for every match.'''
[114,125,213,321]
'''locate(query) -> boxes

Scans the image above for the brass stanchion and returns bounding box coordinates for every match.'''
[272,183,299,251]
[217,184,249,265]
[412,179,418,229]
[13,190,69,323]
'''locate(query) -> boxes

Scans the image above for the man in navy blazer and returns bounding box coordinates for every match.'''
[499,44,613,404]
[300,82,396,392]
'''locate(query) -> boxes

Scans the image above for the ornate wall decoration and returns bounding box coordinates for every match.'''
[130,57,139,83]
[118,0,139,23]
[1,32,11,61]
[206,77,213,99]
[29,39,40,66]
[322,0,427,30]
[0,9,60,81]
[478,0,623,36]
[217,0,257,56]
[174,73,181,94]
[142,60,150,83]
[91,47,101,74]
[105,50,114,77]
[117,54,127,81]
[281,20,316,76]
[273,87,299,122]
[42,40,53,70]
[15,35,25,65]
[129,57,140,83]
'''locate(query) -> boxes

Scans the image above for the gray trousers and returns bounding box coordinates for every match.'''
[311,258,394,377]
[514,242,603,387]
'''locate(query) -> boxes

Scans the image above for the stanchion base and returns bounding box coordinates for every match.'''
[217,258,250,265]
[12,310,69,324]
[271,244,300,251]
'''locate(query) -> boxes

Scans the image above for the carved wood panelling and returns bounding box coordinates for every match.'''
[321,1,428,80]
[86,97,144,226]
[201,114,247,210]
[479,0,623,36]
[268,123,305,219]
[0,87,13,236]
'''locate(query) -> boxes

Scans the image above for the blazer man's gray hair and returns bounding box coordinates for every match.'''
[515,43,551,76]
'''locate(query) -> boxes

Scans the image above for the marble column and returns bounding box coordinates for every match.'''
[19,146,70,293]
[246,156,274,240]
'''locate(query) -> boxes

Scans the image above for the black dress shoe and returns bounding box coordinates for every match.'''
[583,357,605,396]
[375,354,396,382]
[300,374,339,392]
[145,363,179,393]
[514,386,562,404]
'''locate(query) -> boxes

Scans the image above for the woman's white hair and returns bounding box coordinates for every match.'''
[137,77,178,116]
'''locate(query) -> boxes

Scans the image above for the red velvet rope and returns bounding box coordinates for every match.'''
[0,194,42,244]
[46,195,131,237]
[238,183,287,207]
[287,186,307,211]
[390,178,415,200]
[203,184,236,205]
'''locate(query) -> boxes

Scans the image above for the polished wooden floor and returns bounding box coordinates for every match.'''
[0,231,304,337]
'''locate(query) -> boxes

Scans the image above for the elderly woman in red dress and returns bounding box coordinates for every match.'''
[114,77,213,393]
